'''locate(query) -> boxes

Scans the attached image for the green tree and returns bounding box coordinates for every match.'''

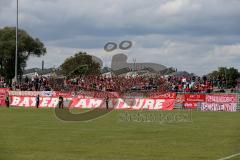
[60,52,101,77]
[208,67,240,88]
[0,27,46,81]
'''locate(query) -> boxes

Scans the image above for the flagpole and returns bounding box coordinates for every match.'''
[15,0,18,82]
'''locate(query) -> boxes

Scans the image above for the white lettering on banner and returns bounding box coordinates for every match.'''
[154,100,165,110]
[122,99,132,109]
[206,95,237,103]
[143,99,155,109]
[76,99,87,108]
[19,97,31,107]
[201,103,237,112]
[48,98,59,108]
[137,99,145,109]
[114,99,122,109]
[107,98,116,109]
[89,99,103,108]
[116,99,130,109]
[9,91,41,97]
[125,99,134,108]
[30,97,36,106]
[11,96,21,106]
[41,97,51,107]
[184,102,197,109]
[132,99,142,110]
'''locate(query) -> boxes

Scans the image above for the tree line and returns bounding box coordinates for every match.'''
[0,27,100,83]
[0,27,46,82]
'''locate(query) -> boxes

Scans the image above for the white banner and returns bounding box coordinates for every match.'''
[201,102,237,112]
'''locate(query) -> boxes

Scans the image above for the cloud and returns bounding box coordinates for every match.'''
[5,0,238,38]
[157,0,192,15]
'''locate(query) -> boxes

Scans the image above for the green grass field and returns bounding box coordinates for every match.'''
[0,107,240,160]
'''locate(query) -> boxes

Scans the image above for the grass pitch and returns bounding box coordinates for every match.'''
[0,107,239,160]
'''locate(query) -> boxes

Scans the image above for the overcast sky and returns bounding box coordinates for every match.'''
[0,0,240,75]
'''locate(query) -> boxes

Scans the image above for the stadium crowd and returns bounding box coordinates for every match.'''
[0,76,7,88]
[0,73,233,93]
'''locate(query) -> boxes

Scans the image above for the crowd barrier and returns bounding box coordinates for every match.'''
[0,88,239,112]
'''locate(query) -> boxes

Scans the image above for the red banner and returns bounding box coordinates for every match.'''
[174,94,184,104]
[184,102,198,109]
[9,96,174,110]
[54,92,73,97]
[206,94,237,103]
[0,88,9,106]
[184,94,205,102]
[147,92,177,99]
